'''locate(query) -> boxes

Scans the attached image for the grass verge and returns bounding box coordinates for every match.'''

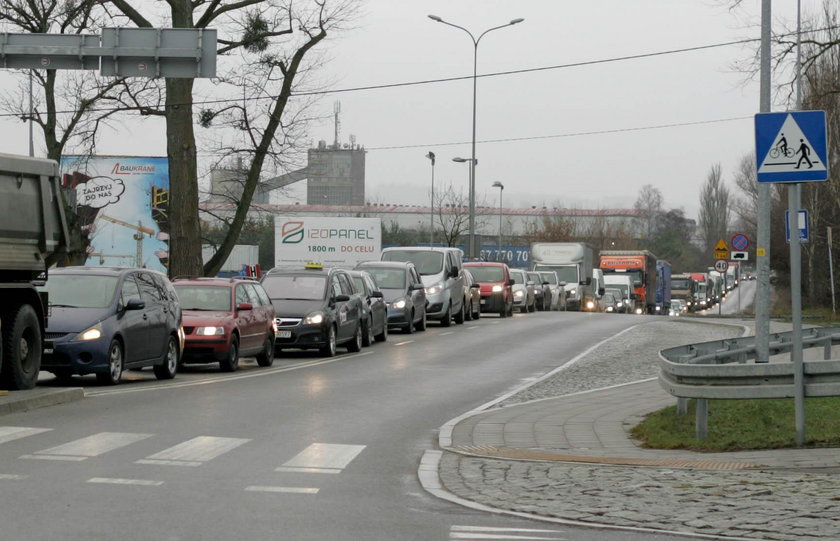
[631,397,840,452]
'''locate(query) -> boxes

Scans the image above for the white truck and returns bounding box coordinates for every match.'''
[274,216,381,269]
[604,273,635,313]
[530,242,596,311]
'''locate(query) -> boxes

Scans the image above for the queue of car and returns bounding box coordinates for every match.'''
[35,247,570,386]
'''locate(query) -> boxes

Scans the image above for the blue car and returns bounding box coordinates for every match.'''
[38,267,181,385]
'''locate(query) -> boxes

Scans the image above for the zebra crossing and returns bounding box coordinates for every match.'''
[0,425,364,494]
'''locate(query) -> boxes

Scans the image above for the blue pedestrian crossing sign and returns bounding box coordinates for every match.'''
[755,111,828,183]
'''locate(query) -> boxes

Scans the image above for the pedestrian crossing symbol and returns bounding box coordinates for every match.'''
[755,111,828,183]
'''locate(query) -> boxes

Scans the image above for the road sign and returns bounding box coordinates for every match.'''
[714,260,729,273]
[100,28,217,78]
[731,233,750,251]
[0,33,100,70]
[755,111,828,182]
[785,209,810,243]
[713,238,728,260]
[731,251,749,261]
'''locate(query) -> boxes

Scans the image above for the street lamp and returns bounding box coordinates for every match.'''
[426,151,436,247]
[492,181,504,261]
[429,14,524,260]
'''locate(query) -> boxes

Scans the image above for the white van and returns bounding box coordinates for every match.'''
[380,247,466,326]
[585,268,606,311]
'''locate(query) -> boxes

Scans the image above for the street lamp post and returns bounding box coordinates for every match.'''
[453,156,476,256]
[492,181,504,262]
[428,14,524,260]
[426,151,436,247]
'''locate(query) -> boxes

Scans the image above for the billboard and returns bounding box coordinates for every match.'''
[275,217,381,268]
[59,156,170,272]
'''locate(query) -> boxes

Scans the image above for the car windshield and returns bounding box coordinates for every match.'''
[509,270,526,284]
[262,275,326,300]
[672,278,692,289]
[535,264,577,283]
[365,268,406,289]
[527,273,541,283]
[466,266,504,282]
[382,250,443,275]
[540,273,558,285]
[38,274,119,309]
[174,285,231,311]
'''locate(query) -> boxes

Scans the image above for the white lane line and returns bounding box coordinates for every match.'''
[0,474,27,480]
[138,436,249,466]
[245,486,319,494]
[281,443,365,471]
[440,331,455,336]
[20,454,86,461]
[88,477,164,487]
[450,534,565,540]
[451,526,564,533]
[22,432,152,461]
[466,326,479,330]
[0,426,51,445]
[394,340,414,346]
[274,466,341,474]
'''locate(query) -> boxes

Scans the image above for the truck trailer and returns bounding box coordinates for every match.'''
[599,250,658,314]
[530,242,596,311]
[655,260,672,314]
[670,273,697,311]
[1,154,69,390]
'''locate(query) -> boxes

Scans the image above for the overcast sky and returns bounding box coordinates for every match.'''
[0,0,820,222]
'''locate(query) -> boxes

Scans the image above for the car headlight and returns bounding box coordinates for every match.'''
[73,325,102,341]
[514,290,524,298]
[585,300,595,309]
[303,312,324,325]
[491,284,503,293]
[655,306,661,312]
[425,282,444,295]
[195,326,225,336]
[392,299,407,309]
[606,307,614,312]
[616,301,623,308]
[568,289,577,296]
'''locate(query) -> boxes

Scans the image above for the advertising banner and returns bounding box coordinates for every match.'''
[275,217,381,268]
[60,156,170,272]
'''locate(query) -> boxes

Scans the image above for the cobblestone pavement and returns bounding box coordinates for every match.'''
[432,318,840,540]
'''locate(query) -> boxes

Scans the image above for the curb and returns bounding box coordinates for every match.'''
[0,387,85,416]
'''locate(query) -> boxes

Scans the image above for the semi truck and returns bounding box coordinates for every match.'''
[689,272,711,309]
[670,273,697,311]
[530,242,596,311]
[1,154,69,390]
[655,260,672,314]
[599,250,658,314]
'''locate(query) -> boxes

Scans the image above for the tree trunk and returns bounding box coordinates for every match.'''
[165,77,203,277]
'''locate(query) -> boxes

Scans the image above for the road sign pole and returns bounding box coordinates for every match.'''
[756,0,772,364]
[789,183,805,446]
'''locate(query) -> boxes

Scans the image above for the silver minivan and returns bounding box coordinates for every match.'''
[380,247,466,326]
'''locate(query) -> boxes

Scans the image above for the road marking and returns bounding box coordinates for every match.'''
[274,467,341,474]
[88,477,164,487]
[137,436,250,467]
[440,331,455,336]
[467,326,480,330]
[0,474,27,480]
[450,525,566,540]
[0,426,51,445]
[394,340,414,346]
[21,432,152,461]
[279,443,365,473]
[245,486,319,494]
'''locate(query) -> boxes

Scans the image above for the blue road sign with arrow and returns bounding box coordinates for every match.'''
[755,111,828,183]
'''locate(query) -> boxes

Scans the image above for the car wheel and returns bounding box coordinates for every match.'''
[464,302,473,321]
[347,323,363,352]
[0,303,41,390]
[472,302,480,320]
[256,336,275,367]
[453,299,465,324]
[319,326,337,357]
[499,303,507,318]
[96,339,124,386]
[520,305,527,314]
[528,299,536,313]
[440,302,452,327]
[154,336,179,380]
[415,309,427,332]
[374,320,388,342]
[405,310,416,334]
[362,317,374,347]
[220,336,240,372]
[507,302,514,317]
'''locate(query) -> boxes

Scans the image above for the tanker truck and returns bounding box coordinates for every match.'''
[1,153,69,390]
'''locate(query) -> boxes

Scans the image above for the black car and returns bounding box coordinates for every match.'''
[356,261,426,333]
[37,266,181,385]
[347,269,388,346]
[260,264,365,357]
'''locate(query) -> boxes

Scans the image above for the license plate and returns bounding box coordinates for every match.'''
[278,330,292,338]
[480,299,486,305]
[43,348,54,354]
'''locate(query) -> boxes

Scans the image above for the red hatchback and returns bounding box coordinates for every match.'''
[173,277,276,371]
[463,262,514,317]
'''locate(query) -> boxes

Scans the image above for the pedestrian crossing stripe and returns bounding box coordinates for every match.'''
[755,111,828,183]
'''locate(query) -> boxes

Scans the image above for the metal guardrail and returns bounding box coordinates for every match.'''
[658,327,840,438]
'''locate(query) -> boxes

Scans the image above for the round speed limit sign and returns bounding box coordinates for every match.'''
[714,259,729,273]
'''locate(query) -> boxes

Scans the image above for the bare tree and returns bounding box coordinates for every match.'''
[434,183,471,247]
[698,163,731,253]
[633,184,663,242]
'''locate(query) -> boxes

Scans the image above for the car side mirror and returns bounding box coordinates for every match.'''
[412,283,426,291]
[598,288,605,296]
[508,279,515,286]
[542,281,550,286]
[371,290,384,298]
[558,281,567,287]
[334,294,350,303]
[470,284,480,289]
[583,278,592,285]
[450,267,460,278]
[630,293,638,300]
[125,298,145,311]
[237,302,253,311]
[526,280,535,286]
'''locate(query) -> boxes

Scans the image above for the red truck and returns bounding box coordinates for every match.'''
[599,250,658,314]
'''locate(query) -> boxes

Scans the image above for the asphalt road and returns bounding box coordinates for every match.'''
[5,311,697,541]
